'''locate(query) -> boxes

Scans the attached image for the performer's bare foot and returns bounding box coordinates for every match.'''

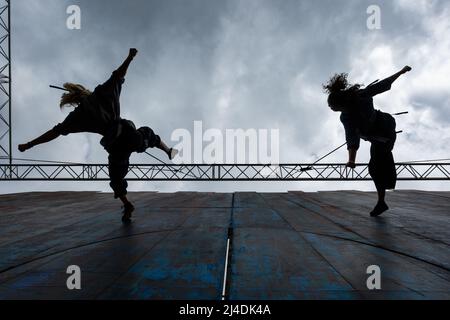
[370,201,389,217]
[167,148,178,160]
[122,202,135,223]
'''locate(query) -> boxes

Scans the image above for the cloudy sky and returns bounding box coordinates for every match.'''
[1,0,450,194]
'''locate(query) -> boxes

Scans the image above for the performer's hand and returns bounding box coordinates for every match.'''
[129,48,138,58]
[401,66,412,74]
[18,143,30,153]
[346,161,356,169]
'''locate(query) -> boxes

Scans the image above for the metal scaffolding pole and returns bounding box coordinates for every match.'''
[0,0,11,169]
[7,0,10,166]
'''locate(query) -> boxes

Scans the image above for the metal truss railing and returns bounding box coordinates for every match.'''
[0,1,11,163]
[1,163,449,181]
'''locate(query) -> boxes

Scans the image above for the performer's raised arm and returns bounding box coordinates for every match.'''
[365,66,412,97]
[114,48,138,79]
[385,65,412,85]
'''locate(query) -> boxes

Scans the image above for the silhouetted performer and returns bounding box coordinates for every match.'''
[18,48,178,222]
[324,66,412,217]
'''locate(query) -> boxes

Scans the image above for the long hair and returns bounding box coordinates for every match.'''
[323,73,361,94]
[323,73,362,111]
[59,83,92,109]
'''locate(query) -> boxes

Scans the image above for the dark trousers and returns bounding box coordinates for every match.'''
[368,112,397,190]
[369,140,396,190]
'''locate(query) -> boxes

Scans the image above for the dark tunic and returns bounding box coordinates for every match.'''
[53,70,124,137]
[340,75,398,189]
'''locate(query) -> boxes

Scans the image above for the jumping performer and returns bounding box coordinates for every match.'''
[18,48,178,221]
[324,66,412,217]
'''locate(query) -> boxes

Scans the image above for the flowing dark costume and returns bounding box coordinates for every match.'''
[52,71,161,198]
[340,76,398,190]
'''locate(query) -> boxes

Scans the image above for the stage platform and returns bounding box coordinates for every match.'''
[0,190,449,300]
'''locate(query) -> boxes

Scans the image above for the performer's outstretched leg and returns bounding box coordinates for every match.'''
[137,126,178,161]
[18,128,61,152]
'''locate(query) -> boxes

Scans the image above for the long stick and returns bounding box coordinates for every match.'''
[300,142,348,172]
[301,130,404,172]
[144,151,169,165]
[49,85,69,92]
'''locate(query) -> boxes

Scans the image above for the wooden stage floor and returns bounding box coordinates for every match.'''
[0,190,449,300]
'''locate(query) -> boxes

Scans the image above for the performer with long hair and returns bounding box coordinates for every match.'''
[324,66,412,217]
[18,49,178,221]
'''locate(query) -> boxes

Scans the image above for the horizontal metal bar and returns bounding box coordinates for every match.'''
[0,163,449,181]
[1,163,450,167]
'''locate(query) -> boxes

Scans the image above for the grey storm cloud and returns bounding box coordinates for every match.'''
[2,0,450,194]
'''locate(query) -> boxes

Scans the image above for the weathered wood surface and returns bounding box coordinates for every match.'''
[0,190,448,300]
